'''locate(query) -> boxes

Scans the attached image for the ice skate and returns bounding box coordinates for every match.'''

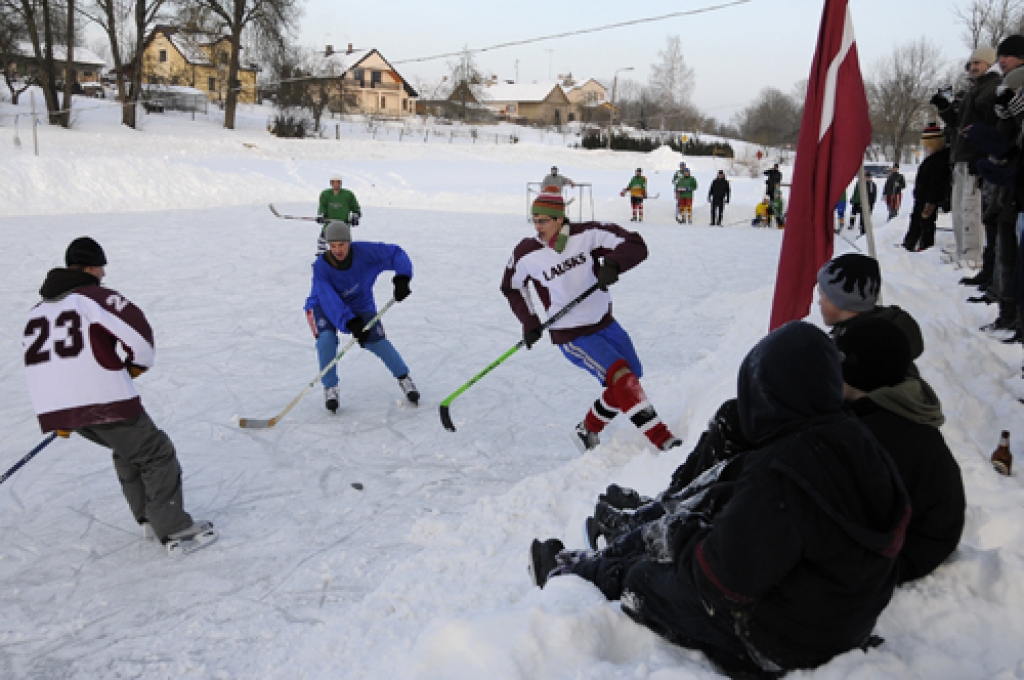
[324,385,340,413]
[573,421,600,453]
[163,521,217,558]
[397,374,420,404]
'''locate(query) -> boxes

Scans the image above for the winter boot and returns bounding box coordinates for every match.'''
[163,521,217,558]
[397,374,420,405]
[573,421,601,453]
[324,385,340,413]
[528,538,565,588]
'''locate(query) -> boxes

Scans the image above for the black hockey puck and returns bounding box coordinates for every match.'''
[351,482,364,490]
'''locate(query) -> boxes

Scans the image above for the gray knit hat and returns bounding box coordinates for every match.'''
[323,221,351,242]
[816,253,880,313]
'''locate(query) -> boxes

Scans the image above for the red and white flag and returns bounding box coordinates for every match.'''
[769,0,872,330]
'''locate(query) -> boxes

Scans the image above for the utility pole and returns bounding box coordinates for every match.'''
[606,67,633,150]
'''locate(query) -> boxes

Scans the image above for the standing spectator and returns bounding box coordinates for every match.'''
[835,189,848,232]
[903,124,952,252]
[763,162,783,199]
[672,166,698,224]
[304,222,419,413]
[621,168,648,222]
[849,173,878,234]
[771,187,787,228]
[707,170,730,226]
[22,237,216,557]
[931,46,1000,266]
[541,166,575,194]
[500,191,681,453]
[883,164,907,221]
[316,174,362,256]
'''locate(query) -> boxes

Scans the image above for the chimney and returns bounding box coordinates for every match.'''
[325,45,333,57]
[347,43,353,55]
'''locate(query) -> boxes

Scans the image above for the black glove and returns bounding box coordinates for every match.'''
[349,212,360,227]
[1007,88,1024,119]
[393,275,411,302]
[930,87,953,111]
[316,215,327,224]
[597,258,620,290]
[346,318,371,346]
[523,326,543,349]
[994,85,1016,119]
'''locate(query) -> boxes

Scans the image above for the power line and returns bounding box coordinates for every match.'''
[390,0,752,66]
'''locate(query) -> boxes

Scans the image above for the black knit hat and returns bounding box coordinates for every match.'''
[816,253,881,313]
[835,317,911,392]
[998,34,1024,59]
[65,237,107,267]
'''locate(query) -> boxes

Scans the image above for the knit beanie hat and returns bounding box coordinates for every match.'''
[972,45,997,65]
[835,317,911,392]
[65,237,107,267]
[532,191,566,219]
[998,35,1024,59]
[921,123,943,140]
[816,253,881,313]
[324,221,352,242]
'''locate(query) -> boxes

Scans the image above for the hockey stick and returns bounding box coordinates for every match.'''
[439,282,601,432]
[1,432,58,486]
[238,299,396,429]
[269,203,318,221]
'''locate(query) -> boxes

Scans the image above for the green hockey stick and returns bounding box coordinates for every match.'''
[440,283,601,432]
[238,299,396,429]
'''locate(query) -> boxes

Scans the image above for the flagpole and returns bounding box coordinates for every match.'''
[856,164,882,303]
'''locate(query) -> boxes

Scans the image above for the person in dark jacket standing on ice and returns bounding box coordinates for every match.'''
[529,321,910,677]
[501,191,681,453]
[707,170,731,226]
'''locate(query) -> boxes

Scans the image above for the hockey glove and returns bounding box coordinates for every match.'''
[597,258,620,290]
[125,361,147,379]
[393,275,411,302]
[523,326,543,349]
[56,429,73,438]
[346,318,371,346]
[350,212,361,227]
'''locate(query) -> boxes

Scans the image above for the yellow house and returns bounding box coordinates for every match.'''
[452,80,571,126]
[305,44,418,117]
[139,26,258,104]
[564,78,612,123]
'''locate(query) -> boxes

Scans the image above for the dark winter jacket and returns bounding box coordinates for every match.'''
[952,69,1001,167]
[764,167,782,196]
[913,147,953,211]
[675,322,909,671]
[883,172,906,196]
[851,179,878,209]
[848,396,964,584]
[708,177,731,203]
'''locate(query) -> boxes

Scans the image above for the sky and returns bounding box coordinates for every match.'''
[298,0,971,120]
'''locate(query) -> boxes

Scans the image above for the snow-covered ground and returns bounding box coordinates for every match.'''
[1,92,1023,680]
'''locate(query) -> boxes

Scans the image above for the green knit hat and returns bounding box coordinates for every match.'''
[532,192,566,219]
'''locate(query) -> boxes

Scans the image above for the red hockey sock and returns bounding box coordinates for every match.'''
[584,385,620,434]
[607,360,675,449]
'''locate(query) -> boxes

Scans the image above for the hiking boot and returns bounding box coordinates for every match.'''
[397,374,420,404]
[573,421,600,453]
[583,516,603,551]
[324,386,340,413]
[528,538,565,588]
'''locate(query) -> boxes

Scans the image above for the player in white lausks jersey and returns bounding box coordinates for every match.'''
[501,192,681,453]
[22,237,215,557]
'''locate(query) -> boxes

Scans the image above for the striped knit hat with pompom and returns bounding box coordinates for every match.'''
[532,191,566,219]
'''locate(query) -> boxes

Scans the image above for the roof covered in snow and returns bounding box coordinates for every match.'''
[481,81,566,103]
[15,42,106,67]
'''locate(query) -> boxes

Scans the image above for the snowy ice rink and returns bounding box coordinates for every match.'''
[2,98,1023,679]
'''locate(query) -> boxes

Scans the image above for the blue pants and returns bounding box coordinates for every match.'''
[313,308,409,389]
[558,321,642,386]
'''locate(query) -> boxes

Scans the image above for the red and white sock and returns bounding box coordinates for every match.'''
[602,359,675,449]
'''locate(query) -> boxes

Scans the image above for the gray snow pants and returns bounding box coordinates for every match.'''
[76,411,193,540]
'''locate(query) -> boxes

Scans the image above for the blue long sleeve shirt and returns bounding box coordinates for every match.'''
[304,242,413,330]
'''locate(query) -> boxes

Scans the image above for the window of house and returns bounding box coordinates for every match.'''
[402,98,407,111]
[380,96,386,109]
[371,70,382,88]
[159,49,167,63]
[220,52,228,65]
[209,77,216,91]
[353,69,364,86]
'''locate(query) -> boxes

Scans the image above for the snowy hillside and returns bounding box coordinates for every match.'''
[1,93,1022,680]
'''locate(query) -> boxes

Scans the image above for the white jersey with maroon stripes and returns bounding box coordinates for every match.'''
[23,283,155,432]
[501,221,647,344]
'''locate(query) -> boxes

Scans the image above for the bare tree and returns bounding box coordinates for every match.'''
[174,0,299,129]
[734,86,801,149]
[647,35,696,130]
[0,2,33,104]
[447,46,486,120]
[953,0,1024,49]
[866,38,944,163]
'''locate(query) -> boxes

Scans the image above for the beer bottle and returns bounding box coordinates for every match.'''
[991,430,1012,476]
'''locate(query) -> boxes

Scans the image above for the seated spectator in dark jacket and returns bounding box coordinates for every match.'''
[836,317,965,584]
[529,321,910,678]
